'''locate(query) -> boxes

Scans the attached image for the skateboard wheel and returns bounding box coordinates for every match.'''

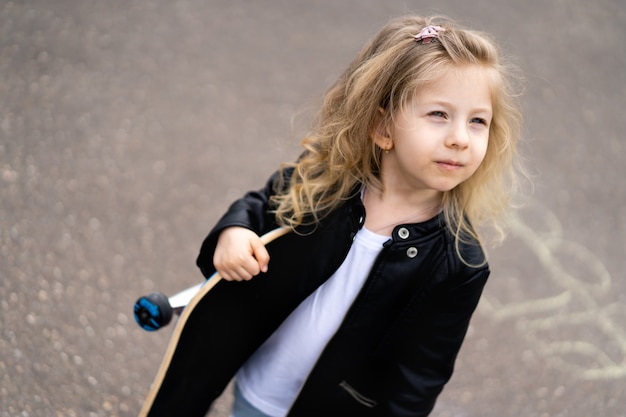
[134,292,173,331]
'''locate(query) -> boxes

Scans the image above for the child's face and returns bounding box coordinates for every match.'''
[377,65,492,197]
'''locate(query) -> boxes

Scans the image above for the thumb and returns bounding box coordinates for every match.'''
[250,239,270,273]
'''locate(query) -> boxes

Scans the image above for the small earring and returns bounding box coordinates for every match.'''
[384,148,390,154]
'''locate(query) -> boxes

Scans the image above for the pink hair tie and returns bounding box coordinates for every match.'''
[414,25,446,44]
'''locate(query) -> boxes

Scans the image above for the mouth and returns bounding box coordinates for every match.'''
[436,160,465,170]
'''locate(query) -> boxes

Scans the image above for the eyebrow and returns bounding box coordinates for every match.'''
[420,100,493,114]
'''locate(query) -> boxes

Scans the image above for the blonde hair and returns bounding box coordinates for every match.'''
[272,15,525,251]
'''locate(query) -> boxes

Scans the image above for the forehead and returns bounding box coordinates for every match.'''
[415,65,495,107]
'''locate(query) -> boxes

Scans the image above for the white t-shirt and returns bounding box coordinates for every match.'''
[235,227,388,417]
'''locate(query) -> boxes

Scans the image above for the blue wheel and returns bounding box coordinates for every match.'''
[134,292,173,331]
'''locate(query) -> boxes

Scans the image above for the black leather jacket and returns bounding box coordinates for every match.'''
[195,170,489,417]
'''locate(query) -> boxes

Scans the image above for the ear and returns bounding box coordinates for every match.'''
[370,107,392,150]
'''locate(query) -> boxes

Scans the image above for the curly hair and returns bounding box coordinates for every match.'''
[271,15,526,255]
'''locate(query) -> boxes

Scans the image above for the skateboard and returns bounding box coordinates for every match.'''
[134,227,291,417]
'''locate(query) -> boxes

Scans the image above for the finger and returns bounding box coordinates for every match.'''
[222,268,251,282]
[222,258,257,281]
[231,250,264,281]
[215,257,248,281]
[250,239,270,273]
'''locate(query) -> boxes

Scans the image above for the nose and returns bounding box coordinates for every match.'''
[445,122,470,149]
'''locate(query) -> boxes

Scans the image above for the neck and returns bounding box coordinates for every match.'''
[362,187,443,236]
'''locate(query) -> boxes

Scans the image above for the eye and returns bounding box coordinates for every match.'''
[471,117,489,126]
[428,111,448,119]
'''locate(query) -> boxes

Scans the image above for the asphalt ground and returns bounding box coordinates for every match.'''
[1,0,625,416]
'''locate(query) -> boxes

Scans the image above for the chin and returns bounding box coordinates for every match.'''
[431,182,460,193]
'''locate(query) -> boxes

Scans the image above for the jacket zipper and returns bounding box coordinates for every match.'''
[339,380,377,408]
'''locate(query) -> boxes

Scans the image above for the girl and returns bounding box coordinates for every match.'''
[197,15,524,417]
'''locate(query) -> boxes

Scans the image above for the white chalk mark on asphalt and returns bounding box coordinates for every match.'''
[479,201,626,380]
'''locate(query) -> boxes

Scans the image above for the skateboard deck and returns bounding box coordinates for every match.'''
[136,227,291,417]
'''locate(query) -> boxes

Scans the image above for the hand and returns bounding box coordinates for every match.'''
[213,227,270,281]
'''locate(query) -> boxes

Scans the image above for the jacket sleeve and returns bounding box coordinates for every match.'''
[195,169,287,278]
[385,265,489,417]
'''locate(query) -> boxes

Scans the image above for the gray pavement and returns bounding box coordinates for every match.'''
[1,0,625,416]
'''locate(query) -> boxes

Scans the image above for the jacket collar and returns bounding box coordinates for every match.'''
[347,190,446,245]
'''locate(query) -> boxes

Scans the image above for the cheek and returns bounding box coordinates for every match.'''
[470,139,490,171]
[479,141,489,162]
[478,134,490,159]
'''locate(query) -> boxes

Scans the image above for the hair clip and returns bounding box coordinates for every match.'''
[413,25,446,44]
